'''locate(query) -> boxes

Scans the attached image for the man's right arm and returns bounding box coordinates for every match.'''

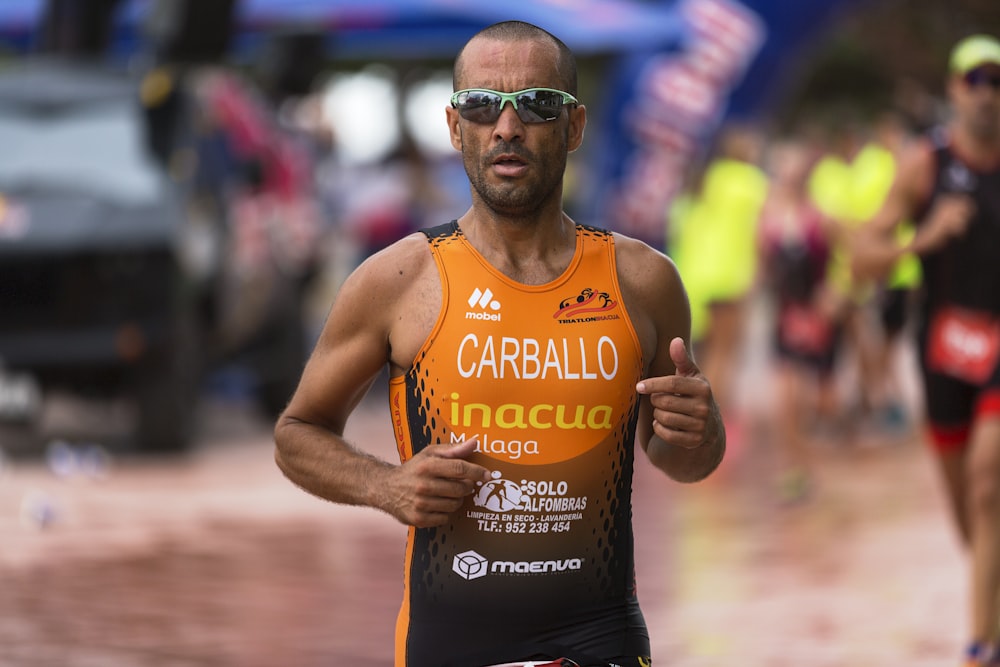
[853,138,973,280]
[273,238,490,527]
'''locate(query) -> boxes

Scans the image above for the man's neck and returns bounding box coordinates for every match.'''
[951,122,1000,170]
[458,210,577,285]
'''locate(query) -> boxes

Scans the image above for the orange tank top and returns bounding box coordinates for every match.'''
[389,222,649,666]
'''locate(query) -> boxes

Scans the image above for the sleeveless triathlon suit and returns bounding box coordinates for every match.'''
[389,222,651,667]
[917,140,1000,450]
[758,199,838,374]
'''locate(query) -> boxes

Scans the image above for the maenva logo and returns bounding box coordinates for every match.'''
[452,549,584,580]
[466,287,501,322]
[453,550,489,580]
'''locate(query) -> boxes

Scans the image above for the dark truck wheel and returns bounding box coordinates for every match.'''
[255,290,308,420]
[131,306,203,453]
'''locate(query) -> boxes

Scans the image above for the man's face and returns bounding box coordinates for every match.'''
[446,37,586,219]
[950,64,1000,140]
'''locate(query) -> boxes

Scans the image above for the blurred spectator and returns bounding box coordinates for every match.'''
[188,68,325,415]
[668,122,768,421]
[194,68,323,295]
[336,137,442,263]
[807,113,901,437]
[757,137,839,502]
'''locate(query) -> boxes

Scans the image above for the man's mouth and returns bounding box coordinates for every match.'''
[493,154,527,166]
[491,154,529,177]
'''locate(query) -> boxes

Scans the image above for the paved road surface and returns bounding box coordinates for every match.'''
[0,372,968,666]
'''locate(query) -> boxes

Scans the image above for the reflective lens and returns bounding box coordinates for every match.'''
[450,87,578,124]
[964,67,1000,90]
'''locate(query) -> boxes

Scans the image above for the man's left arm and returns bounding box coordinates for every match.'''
[618,236,726,482]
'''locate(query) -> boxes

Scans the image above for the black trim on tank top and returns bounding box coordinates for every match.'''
[421,221,614,241]
[420,220,459,240]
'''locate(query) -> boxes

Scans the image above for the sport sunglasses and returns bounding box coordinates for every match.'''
[450,87,578,124]
[964,67,1000,90]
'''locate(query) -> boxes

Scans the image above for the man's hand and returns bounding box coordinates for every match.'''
[635,338,725,482]
[636,337,717,449]
[380,439,491,528]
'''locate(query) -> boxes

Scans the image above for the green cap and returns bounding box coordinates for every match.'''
[950,34,1000,74]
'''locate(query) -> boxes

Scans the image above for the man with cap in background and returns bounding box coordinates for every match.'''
[853,34,1000,666]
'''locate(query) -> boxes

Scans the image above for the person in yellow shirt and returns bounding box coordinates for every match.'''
[807,113,913,437]
[669,123,769,419]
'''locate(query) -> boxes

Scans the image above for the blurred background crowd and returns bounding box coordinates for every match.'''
[0,0,995,462]
[0,0,992,463]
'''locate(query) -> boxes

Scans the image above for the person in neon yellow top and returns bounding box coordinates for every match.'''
[809,120,900,300]
[807,112,918,435]
[669,123,768,416]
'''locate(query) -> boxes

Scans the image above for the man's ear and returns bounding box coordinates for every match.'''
[446,106,462,151]
[568,104,586,153]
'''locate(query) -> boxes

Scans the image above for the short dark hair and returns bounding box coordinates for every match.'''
[453,20,578,95]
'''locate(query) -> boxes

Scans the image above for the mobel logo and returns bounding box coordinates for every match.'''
[465,287,502,322]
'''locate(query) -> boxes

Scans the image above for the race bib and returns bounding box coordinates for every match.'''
[926,306,1000,385]
[781,303,834,355]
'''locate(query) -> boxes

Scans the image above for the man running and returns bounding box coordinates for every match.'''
[854,34,1000,666]
[274,20,725,667]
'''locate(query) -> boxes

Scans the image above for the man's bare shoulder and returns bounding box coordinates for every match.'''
[325,234,434,326]
[340,233,436,303]
[336,232,441,372]
[610,232,681,291]
[609,231,689,370]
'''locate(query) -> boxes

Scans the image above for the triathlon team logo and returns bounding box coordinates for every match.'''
[553,287,617,320]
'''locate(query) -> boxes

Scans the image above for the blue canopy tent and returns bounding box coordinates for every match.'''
[232,0,684,59]
[0,0,859,245]
[0,0,44,53]
[0,0,858,113]
[0,0,685,60]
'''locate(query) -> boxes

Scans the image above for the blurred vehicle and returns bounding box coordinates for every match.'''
[0,59,323,452]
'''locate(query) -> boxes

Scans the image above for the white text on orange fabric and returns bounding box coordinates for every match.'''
[456,334,619,380]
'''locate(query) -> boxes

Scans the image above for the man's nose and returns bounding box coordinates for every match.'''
[493,101,525,141]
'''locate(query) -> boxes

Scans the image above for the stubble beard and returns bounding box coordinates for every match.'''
[963,99,1000,143]
[970,114,1000,144]
[463,142,568,220]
